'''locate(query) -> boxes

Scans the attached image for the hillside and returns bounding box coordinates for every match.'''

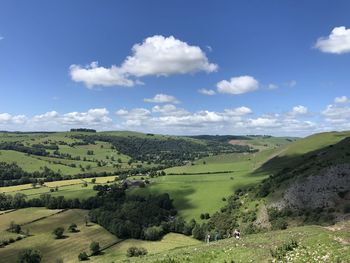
[254,131,350,224]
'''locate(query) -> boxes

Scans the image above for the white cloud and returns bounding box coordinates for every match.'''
[0,113,27,124]
[70,35,217,88]
[198,88,216,96]
[334,96,349,104]
[152,104,189,116]
[224,106,252,116]
[217,75,259,95]
[247,117,281,128]
[121,35,217,77]
[322,104,350,123]
[267,83,279,90]
[291,105,308,115]
[61,108,112,125]
[315,26,350,54]
[69,62,134,88]
[144,94,180,104]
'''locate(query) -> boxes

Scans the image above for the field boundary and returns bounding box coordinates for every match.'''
[167,171,235,176]
[19,208,68,227]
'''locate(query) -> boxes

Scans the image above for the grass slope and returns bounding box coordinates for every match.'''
[126,221,350,263]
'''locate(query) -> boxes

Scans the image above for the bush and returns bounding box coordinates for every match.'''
[344,204,350,213]
[127,246,148,257]
[270,240,298,260]
[78,252,89,261]
[52,227,65,239]
[18,249,42,263]
[90,241,100,255]
[143,226,163,241]
[272,218,288,230]
[68,223,78,233]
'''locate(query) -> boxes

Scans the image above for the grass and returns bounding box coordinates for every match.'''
[91,233,201,262]
[124,221,350,263]
[132,148,279,221]
[0,209,119,263]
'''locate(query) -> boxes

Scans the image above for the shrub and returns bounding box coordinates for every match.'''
[78,252,89,261]
[90,241,100,255]
[344,204,350,213]
[271,218,288,230]
[270,240,298,260]
[143,226,163,241]
[18,249,42,263]
[68,223,78,233]
[127,246,148,257]
[8,237,15,243]
[52,227,65,239]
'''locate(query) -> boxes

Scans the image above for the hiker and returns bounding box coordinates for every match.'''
[206,233,211,244]
[233,229,240,240]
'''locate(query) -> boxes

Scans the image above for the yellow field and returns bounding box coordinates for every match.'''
[0,183,33,193]
[84,175,118,184]
[44,178,85,187]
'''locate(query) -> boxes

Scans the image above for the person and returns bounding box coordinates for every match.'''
[233,229,240,240]
[206,233,211,244]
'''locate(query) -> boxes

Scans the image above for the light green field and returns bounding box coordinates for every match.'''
[132,149,279,221]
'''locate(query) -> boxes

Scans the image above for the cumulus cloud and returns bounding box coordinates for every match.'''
[334,96,349,104]
[224,106,252,116]
[217,75,259,95]
[0,113,27,125]
[121,35,217,77]
[198,88,216,96]
[322,104,350,123]
[291,105,308,115]
[70,62,134,88]
[315,26,350,54]
[70,35,217,88]
[144,94,180,104]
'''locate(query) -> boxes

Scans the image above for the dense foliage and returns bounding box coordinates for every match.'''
[71,134,253,166]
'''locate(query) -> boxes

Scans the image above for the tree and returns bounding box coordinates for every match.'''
[9,221,21,234]
[91,178,96,184]
[90,241,100,255]
[18,249,42,263]
[52,227,64,239]
[68,223,78,233]
[78,252,88,261]
[143,226,163,241]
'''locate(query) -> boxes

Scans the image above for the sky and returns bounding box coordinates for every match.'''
[0,0,350,136]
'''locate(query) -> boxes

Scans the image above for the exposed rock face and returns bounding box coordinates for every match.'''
[272,164,350,210]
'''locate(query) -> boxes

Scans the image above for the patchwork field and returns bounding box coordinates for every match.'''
[0,208,202,263]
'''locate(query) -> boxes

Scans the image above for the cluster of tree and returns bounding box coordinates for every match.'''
[70,134,253,166]
[0,142,49,156]
[89,187,177,239]
[0,162,64,187]
[70,128,97,133]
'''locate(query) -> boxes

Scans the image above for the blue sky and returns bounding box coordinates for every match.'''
[0,0,350,136]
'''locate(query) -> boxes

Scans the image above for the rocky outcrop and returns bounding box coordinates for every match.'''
[271,164,350,210]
